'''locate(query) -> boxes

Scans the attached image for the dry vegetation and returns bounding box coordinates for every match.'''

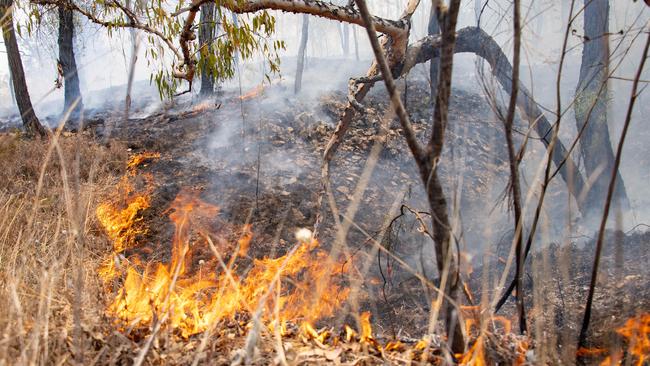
[0,132,126,364]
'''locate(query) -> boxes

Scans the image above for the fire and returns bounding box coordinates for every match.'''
[577,313,650,365]
[458,308,529,365]
[191,100,213,113]
[458,337,488,366]
[239,84,265,100]
[97,152,159,254]
[97,158,352,337]
[613,313,650,366]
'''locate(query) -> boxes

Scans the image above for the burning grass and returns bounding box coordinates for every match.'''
[98,180,352,338]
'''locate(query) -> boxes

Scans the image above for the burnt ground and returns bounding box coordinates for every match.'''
[62,76,649,362]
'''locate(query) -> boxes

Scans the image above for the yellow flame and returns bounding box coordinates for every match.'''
[239,84,265,100]
[96,152,159,254]
[98,170,351,338]
[615,313,650,366]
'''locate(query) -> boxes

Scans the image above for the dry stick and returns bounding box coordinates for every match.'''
[577,31,649,355]
[494,0,576,313]
[329,107,394,325]
[339,212,459,308]
[502,0,525,334]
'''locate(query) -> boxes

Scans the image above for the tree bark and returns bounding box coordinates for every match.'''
[427,2,439,103]
[1,0,47,137]
[58,3,83,116]
[199,1,217,97]
[294,14,309,94]
[124,0,139,117]
[574,0,629,215]
[341,23,349,56]
[352,24,359,61]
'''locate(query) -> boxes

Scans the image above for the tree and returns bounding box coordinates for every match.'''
[427,2,439,103]
[1,0,47,137]
[294,14,308,94]
[198,1,217,97]
[57,2,83,115]
[124,0,141,116]
[574,0,629,216]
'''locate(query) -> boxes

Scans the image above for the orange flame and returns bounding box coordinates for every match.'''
[577,313,649,365]
[96,152,159,254]
[98,167,351,338]
[191,101,213,113]
[239,84,265,100]
[615,313,650,366]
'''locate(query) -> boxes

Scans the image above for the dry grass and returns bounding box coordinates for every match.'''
[0,132,127,365]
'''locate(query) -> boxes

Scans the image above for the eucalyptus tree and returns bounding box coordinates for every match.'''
[1,0,47,136]
[57,1,82,115]
[198,1,217,97]
[574,0,629,215]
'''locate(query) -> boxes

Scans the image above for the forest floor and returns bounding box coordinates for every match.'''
[0,78,648,365]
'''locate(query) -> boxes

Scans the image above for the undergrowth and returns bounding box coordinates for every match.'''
[0,132,127,364]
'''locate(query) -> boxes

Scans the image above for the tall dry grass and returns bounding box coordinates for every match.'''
[0,132,127,365]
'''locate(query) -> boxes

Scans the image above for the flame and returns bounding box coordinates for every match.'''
[239,84,265,100]
[459,310,531,365]
[614,313,650,365]
[191,101,214,113]
[457,336,487,366]
[97,162,351,338]
[576,313,649,365]
[360,312,373,343]
[96,152,159,254]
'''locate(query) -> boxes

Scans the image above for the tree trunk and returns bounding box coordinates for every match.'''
[8,73,16,107]
[294,14,309,94]
[1,0,47,137]
[58,4,83,116]
[427,3,440,103]
[353,25,359,61]
[124,0,139,117]
[341,23,349,56]
[199,1,217,97]
[574,0,629,214]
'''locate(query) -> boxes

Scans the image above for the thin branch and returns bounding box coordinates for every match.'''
[502,0,525,334]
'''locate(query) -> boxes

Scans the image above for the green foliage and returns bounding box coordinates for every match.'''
[21,0,285,99]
